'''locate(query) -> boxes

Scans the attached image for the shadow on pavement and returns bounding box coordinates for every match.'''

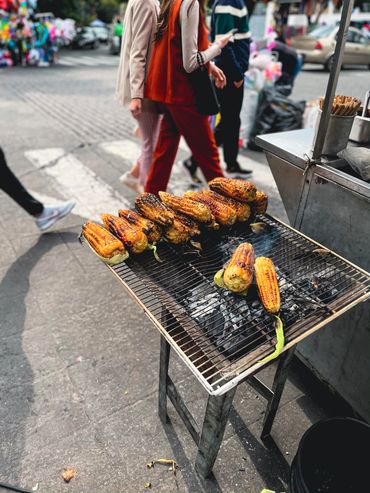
[0,231,77,487]
[229,406,290,491]
[162,404,291,492]
[163,416,224,493]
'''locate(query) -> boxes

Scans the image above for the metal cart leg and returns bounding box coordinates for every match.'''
[195,387,237,478]
[159,335,171,425]
[261,347,296,440]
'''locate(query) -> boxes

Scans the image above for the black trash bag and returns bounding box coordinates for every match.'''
[248,87,305,151]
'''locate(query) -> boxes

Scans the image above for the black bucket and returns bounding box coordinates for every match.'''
[289,417,370,493]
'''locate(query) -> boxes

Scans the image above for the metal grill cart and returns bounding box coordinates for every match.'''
[256,0,370,419]
[99,216,370,478]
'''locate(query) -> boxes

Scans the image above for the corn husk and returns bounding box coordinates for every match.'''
[80,233,129,265]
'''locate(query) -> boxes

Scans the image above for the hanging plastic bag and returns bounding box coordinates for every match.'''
[248,86,305,150]
[240,88,259,148]
[302,103,319,129]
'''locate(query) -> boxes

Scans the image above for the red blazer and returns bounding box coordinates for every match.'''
[145,0,209,105]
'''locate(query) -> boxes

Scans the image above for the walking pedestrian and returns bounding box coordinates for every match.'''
[182,0,253,183]
[210,0,253,178]
[0,147,75,231]
[144,0,232,195]
[116,0,161,194]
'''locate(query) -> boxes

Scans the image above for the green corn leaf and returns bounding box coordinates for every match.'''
[147,243,162,262]
[259,316,284,364]
[214,269,225,288]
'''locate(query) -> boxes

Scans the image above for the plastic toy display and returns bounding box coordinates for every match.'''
[0,0,62,67]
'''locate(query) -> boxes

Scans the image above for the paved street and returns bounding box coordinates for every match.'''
[0,47,361,493]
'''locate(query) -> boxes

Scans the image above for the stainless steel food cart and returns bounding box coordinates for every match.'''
[256,0,370,420]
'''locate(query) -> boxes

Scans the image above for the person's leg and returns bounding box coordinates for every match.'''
[219,82,244,169]
[168,105,223,183]
[137,111,161,188]
[131,159,141,179]
[0,147,75,231]
[0,147,43,215]
[145,106,181,195]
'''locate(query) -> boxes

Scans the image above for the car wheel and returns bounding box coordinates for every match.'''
[324,55,340,72]
[324,55,334,72]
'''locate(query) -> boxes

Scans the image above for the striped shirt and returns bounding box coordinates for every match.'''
[211,0,251,82]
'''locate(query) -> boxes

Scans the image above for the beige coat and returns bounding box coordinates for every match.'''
[115,0,159,111]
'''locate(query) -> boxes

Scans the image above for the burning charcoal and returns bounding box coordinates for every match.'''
[199,309,225,340]
[298,276,340,303]
[280,306,301,326]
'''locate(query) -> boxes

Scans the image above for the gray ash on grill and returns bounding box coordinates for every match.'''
[185,284,266,359]
[296,275,340,303]
[182,267,319,360]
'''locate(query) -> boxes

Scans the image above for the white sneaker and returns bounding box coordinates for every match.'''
[119,171,143,193]
[35,201,76,231]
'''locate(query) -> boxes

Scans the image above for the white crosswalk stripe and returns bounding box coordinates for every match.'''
[99,138,278,194]
[57,55,119,68]
[57,59,75,66]
[99,140,142,163]
[24,140,279,221]
[99,139,191,191]
[25,148,130,221]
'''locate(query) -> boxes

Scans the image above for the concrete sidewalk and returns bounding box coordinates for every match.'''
[0,63,354,493]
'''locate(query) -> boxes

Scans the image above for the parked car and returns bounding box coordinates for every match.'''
[92,26,109,44]
[71,27,99,50]
[291,25,370,71]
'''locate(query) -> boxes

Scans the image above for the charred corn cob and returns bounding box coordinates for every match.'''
[82,222,126,258]
[201,190,251,222]
[135,193,174,227]
[222,243,255,294]
[101,214,148,254]
[251,191,268,215]
[254,257,280,315]
[119,209,162,243]
[159,191,215,226]
[164,213,194,244]
[208,177,257,203]
[175,212,201,237]
[184,191,237,226]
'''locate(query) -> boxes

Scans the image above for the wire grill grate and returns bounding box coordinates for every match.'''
[109,215,370,395]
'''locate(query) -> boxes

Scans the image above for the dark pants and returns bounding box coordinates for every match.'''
[217,81,244,169]
[0,147,43,215]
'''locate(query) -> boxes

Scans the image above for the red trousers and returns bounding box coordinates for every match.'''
[145,104,224,195]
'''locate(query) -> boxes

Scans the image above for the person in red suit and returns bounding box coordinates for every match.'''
[144,0,232,194]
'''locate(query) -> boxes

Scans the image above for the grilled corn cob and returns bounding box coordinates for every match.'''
[184,191,237,226]
[82,222,126,258]
[135,193,174,227]
[101,214,148,254]
[159,191,215,226]
[251,191,268,215]
[164,213,195,244]
[119,209,162,243]
[201,190,251,222]
[175,212,201,237]
[208,177,257,203]
[221,243,255,294]
[254,257,280,315]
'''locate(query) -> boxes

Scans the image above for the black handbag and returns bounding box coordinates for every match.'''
[188,52,220,116]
